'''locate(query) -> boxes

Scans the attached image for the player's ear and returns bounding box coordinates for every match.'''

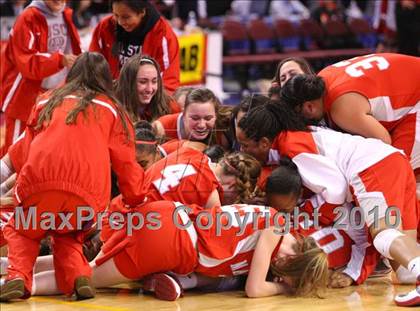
[259,137,271,149]
[301,101,315,116]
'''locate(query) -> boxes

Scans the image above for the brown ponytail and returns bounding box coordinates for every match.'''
[220,152,261,203]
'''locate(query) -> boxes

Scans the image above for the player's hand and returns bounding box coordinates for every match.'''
[0,195,15,207]
[62,54,78,68]
[328,271,353,288]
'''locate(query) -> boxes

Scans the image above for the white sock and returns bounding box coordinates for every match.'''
[31,276,37,295]
[407,257,420,278]
[32,270,61,295]
[396,265,417,284]
[0,257,8,275]
[173,273,198,289]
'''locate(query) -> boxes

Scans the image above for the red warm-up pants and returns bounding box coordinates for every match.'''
[4,190,92,295]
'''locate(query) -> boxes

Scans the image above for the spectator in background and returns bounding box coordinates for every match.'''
[176,0,232,23]
[230,0,269,18]
[372,0,397,52]
[150,0,174,20]
[88,0,108,15]
[311,0,345,25]
[203,0,232,19]
[0,0,81,157]
[395,0,420,56]
[90,0,179,94]
[341,0,364,20]
[174,0,196,22]
[269,0,310,23]
[70,0,92,30]
[0,0,27,16]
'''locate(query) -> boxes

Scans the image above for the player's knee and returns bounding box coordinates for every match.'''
[373,228,404,260]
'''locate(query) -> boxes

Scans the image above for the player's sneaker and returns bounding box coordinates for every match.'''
[0,278,27,301]
[83,230,103,262]
[142,273,183,301]
[394,275,420,307]
[369,259,392,278]
[74,276,96,300]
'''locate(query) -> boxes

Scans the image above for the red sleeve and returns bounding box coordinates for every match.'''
[161,28,180,94]
[8,101,45,172]
[9,11,64,80]
[145,18,180,94]
[8,130,33,174]
[89,20,104,53]
[156,113,180,140]
[257,165,278,191]
[109,110,146,206]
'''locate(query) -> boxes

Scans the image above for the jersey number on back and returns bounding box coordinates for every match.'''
[310,227,345,254]
[333,55,390,78]
[153,164,197,194]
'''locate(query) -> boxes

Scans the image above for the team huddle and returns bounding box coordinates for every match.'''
[0,0,419,308]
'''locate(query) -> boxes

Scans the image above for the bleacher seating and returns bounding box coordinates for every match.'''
[274,19,300,52]
[247,19,276,54]
[348,18,378,49]
[220,18,251,55]
[219,16,375,64]
[299,18,324,50]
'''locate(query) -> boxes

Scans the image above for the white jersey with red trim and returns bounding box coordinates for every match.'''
[274,127,400,205]
[296,217,379,284]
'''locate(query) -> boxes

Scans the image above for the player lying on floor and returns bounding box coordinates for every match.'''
[19,200,329,300]
[237,102,420,307]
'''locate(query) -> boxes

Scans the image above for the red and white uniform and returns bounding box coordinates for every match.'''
[194,204,281,277]
[257,148,281,192]
[96,201,198,279]
[319,53,420,175]
[11,94,145,209]
[0,206,14,247]
[273,127,419,233]
[295,218,380,284]
[4,94,145,295]
[97,202,282,279]
[145,147,222,207]
[160,139,188,155]
[89,15,179,94]
[156,113,182,141]
[257,165,278,192]
[0,6,81,156]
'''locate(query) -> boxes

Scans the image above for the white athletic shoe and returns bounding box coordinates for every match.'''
[394,275,420,307]
[142,273,183,301]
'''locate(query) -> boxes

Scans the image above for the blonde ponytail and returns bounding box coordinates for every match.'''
[271,236,329,297]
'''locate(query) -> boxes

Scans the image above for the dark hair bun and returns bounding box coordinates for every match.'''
[280,74,325,109]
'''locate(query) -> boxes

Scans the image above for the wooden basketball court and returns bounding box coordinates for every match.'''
[0,276,413,311]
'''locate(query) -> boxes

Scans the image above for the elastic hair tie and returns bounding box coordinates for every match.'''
[136,140,157,145]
